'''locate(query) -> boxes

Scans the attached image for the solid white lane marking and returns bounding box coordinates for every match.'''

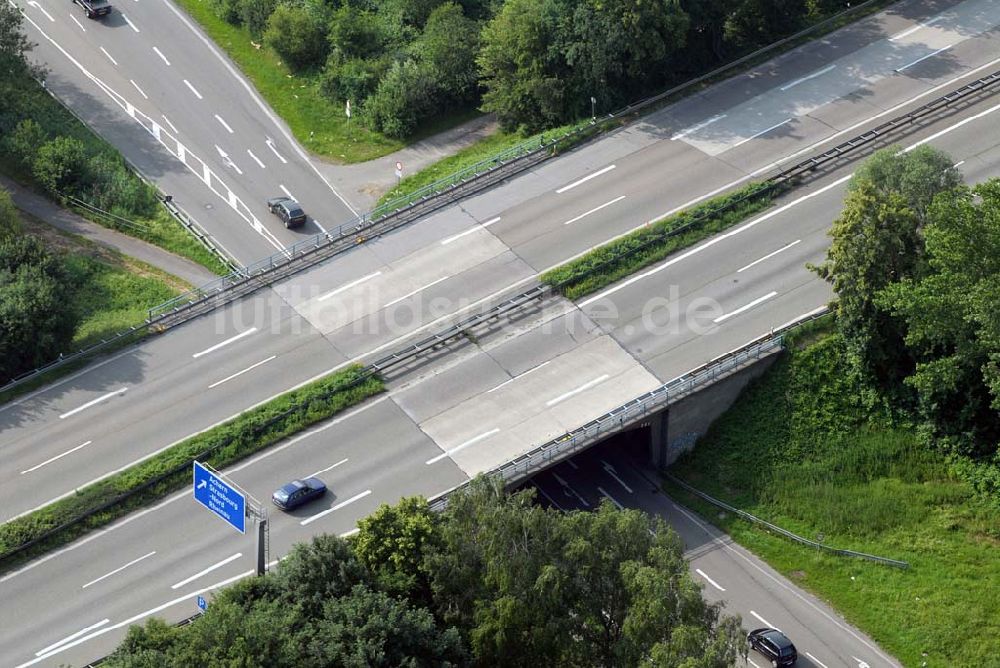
[597,486,624,509]
[556,164,616,193]
[695,568,726,592]
[27,1,53,21]
[317,271,382,301]
[806,652,831,668]
[562,195,626,225]
[441,217,501,245]
[553,472,589,507]
[307,458,348,478]
[895,44,952,72]
[81,551,156,589]
[152,46,170,65]
[99,46,117,66]
[208,356,276,389]
[215,114,233,134]
[906,100,1000,152]
[737,239,801,273]
[340,527,360,538]
[265,137,287,163]
[300,489,372,526]
[170,553,242,589]
[129,79,148,100]
[488,360,551,393]
[121,12,139,31]
[889,16,940,41]
[192,327,258,358]
[21,440,93,474]
[750,610,778,630]
[384,276,450,308]
[183,79,202,99]
[546,374,609,407]
[161,114,178,134]
[713,292,777,324]
[59,388,127,419]
[671,113,726,140]
[953,160,965,168]
[69,14,85,30]
[247,149,265,168]
[601,461,633,493]
[313,219,328,234]
[34,619,110,656]
[426,429,500,465]
[779,64,836,91]
[733,118,792,147]
[279,184,294,199]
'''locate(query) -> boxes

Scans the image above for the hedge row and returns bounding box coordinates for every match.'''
[0,365,383,570]
[542,182,779,300]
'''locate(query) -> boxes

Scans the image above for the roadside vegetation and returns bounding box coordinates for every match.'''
[182,0,863,161]
[106,478,745,667]
[0,365,383,570]
[0,5,227,274]
[542,182,775,299]
[666,146,1000,667]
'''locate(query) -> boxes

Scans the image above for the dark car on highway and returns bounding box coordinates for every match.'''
[266,196,307,229]
[747,627,797,667]
[74,0,112,18]
[271,478,326,510]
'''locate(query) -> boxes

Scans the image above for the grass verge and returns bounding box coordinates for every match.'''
[663,330,1000,667]
[542,182,777,300]
[0,365,384,572]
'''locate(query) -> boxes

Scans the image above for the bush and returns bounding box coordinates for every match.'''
[363,60,440,138]
[319,55,391,105]
[84,152,160,218]
[328,6,388,60]
[209,0,242,24]
[239,0,276,36]
[264,4,330,71]
[32,136,87,196]
[3,118,47,172]
[0,187,19,241]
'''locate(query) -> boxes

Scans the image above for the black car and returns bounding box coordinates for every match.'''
[271,477,326,510]
[74,0,112,18]
[747,628,797,667]
[266,196,307,229]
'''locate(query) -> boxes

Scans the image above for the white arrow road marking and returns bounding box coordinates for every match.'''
[265,137,287,163]
[553,472,590,507]
[852,657,871,668]
[27,1,53,21]
[597,486,624,509]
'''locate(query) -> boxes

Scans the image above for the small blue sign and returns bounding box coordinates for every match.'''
[193,461,246,534]
[197,595,207,611]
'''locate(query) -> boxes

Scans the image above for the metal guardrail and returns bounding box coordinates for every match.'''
[663,472,910,569]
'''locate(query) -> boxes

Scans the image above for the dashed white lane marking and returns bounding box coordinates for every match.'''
[307,458,348,478]
[247,149,265,168]
[34,619,110,657]
[207,356,276,389]
[313,219,328,234]
[671,113,726,141]
[895,44,952,72]
[734,118,792,148]
[562,195,626,225]
[300,489,372,526]
[546,374,609,407]
[534,481,565,509]
[21,440,93,474]
[317,271,382,301]
[161,114,178,134]
[152,46,170,65]
[27,0,53,21]
[488,360,551,393]
[806,652,831,668]
[597,486,625,509]
[553,472,589,507]
[426,429,500,465]
[779,64,836,91]
[60,388,127,419]
[713,291,777,324]
[339,527,360,538]
[384,276,450,308]
[215,114,233,134]
[129,79,148,100]
[170,553,242,589]
[265,137,287,163]
[737,239,801,273]
[279,184,294,199]
[889,16,940,41]
[81,551,156,589]
[192,327,258,358]
[556,164,616,194]
[182,79,202,99]
[69,14,85,30]
[695,568,726,592]
[601,461,633,493]
[440,217,501,245]
[121,12,139,31]
[99,46,117,66]
[750,610,779,630]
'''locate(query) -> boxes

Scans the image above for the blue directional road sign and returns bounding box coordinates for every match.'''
[193,461,246,534]
[197,596,207,611]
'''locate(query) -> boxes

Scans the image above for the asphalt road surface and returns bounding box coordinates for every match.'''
[4,0,1000,663]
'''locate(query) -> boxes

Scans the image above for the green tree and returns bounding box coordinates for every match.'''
[0,188,20,242]
[319,55,391,105]
[328,6,387,60]
[415,2,480,104]
[3,118,47,173]
[363,60,441,137]
[265,4,330,71]
[239,0,277,36]
[354,496,440,598]
[32,136,88,196]
[272,533,368,617]
[724,0,806,49]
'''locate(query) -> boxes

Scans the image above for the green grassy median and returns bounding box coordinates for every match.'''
[0,365,384,572]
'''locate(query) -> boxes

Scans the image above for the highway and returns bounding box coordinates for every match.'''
[16,0,359,263]
[3,0,1000,663]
